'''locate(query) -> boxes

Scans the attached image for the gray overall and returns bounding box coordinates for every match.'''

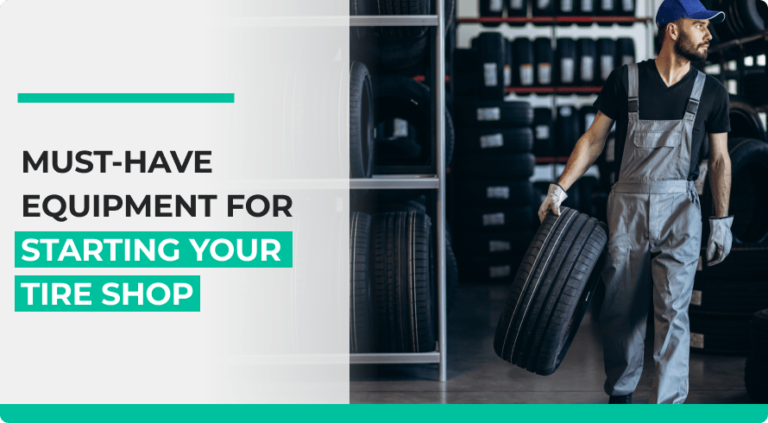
[599,63,705,404]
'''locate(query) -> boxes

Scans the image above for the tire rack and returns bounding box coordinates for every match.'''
[705,30,768,97]
[349,6,449,382]
[456,11,656,181]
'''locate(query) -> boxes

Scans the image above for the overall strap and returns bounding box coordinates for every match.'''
[686,70,706,117]
[627,63,639,114]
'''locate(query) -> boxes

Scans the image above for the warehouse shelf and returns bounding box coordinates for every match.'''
[505,86,602,94]
[413,75,450,82]
[456,16,653,24]
[350,352,440,364]
[350,175,439,189]
[350,15,438,27]
[350,3,449,379]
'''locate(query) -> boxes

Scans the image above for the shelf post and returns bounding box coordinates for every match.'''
[436,0,448,383]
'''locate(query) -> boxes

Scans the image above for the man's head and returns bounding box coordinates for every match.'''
[656,0,724,62]
[661,18,712,62]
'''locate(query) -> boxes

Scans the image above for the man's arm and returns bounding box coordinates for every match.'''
[556,111,615,191]
[708,132,730,217]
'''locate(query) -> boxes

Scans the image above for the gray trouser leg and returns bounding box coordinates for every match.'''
[648,192,701,404]
[600,192,652,397]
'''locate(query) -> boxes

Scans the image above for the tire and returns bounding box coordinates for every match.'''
[350,61,375,178]
[577,0,595,20]
[728,99,767,142]
[454,48,479,72]
[557,0,576,20]
[493,207,609,375]
[751,309,768,357]
[457,179,534,206]
[618,0,635,22]
[459,153,536,179]
[350,212,375,353]
[459,205,535,231]
[534,108,555,157]
[696,247,768,280]
[690,311,753,355]
[556,38,577,86]
[556,106,579,156]
[617,37,635,67]
[576,38,597,86]
[479,0,504,27]
[372,75,455,166]
[455,100,534,127]
[446,233,460,313]
[690,278,768,314]
[454,71,481,97]
[596,38,616,85]
[513,38,535,87]
[460,230,535,255]
[702,138,768,246]
[534,38,554,87]
[456,127,534,153]
[745,354,768,403]
[532,0,555,17]
[597,0,616,17]
[504,39,514,87]
[373,210,436,352]
[376,0,431,39]
[507,0,528,21]
[477,32,507,100]
[350,0,371,39]
[742,68,768,108]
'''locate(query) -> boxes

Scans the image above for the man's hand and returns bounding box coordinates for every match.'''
[538,184,568,223]
[706,216,733,266]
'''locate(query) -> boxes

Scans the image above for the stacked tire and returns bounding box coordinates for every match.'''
[454,33,536,283]
[746,309,768,402]
[690,137,768,356]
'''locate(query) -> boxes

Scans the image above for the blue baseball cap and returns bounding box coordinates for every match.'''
[656,0,725,26]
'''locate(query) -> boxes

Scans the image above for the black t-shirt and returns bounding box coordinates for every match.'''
[593,59,731,181]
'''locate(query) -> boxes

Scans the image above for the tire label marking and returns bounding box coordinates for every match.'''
[484,63,499,87]
[482,212,505,226]
[489,265,511,278]
[538,63,551,85]
[486,186,510,199]
[536,125,550,140]
[561,58,575,84]
[520,64,534,86]
[477,107,501,121]
[489,240,511,252]
[480,133,504,149]
[600,55,613,82]
[490,0,503,12]
[581,56,594,82]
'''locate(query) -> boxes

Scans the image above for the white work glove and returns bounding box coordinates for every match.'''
[706,216,734,266]
[538,183,568,223]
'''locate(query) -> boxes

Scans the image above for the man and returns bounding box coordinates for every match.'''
[537,0,733,404]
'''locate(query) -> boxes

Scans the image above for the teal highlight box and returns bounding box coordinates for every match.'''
[15,231,293,268]
[15,275,200,312]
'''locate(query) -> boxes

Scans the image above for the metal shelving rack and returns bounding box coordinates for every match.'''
[455,3,657,182]
[349,4,449,382]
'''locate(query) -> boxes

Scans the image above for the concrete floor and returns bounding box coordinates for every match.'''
[351,282,756,404]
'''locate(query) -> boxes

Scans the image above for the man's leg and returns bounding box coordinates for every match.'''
[600,192,652,397]
[648,191,702,404]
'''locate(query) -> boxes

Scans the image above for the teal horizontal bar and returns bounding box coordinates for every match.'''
[0,404,767,423]
[17,93,235,103]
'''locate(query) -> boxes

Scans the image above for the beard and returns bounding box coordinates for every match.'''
[674,30,709,62]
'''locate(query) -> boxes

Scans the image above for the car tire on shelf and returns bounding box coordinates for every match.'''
[477,32,507,100]
[702,138,768,246]
[373,210,436,352]
[350,212,375,353]
[459,205,535,231]
[616,37,636,66]
[459,153,536,179]
[372,75,455,166]
[534,38,554,87]
[596,38,616,85]
[456,127,534,153]
[556,106,579,156]
[460,230,535,256]
[556,38,578,86]
[576,38,597,86]
[513,38,535,88]
[493,207,609,375]
[457,180,534,206]
[350,61,375,178]
[533,108,555,157]
[479,0,504,27]
[455,100,534,127]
